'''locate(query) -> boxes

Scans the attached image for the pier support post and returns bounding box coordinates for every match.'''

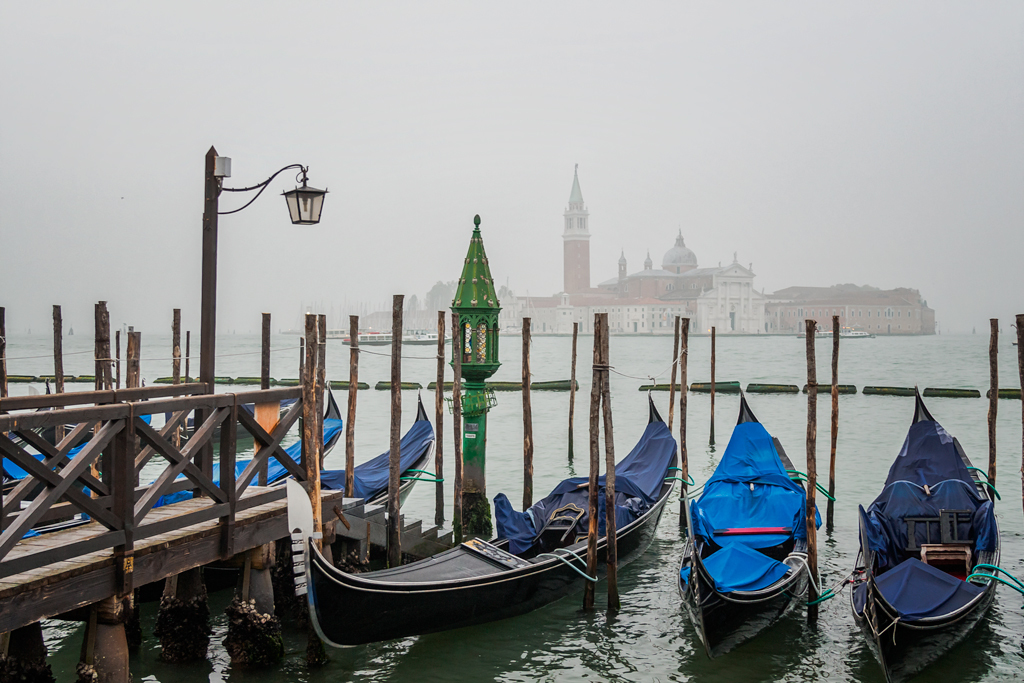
[1016,313,1024,521]
[827,315,839,530]
[0,622,53,683]
[668,316,680,430]
[79,597,130,683]
[583,313,602,611]
[434,311,445,525]
[225,543,282,667]
[388,296,403,568]
[52,305,64,443]
[154,568,211,662]
[347,315,360,499]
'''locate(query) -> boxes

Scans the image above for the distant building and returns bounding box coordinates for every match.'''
[498,167,937,336]
[765,285,935,335]
[517,168,763,334]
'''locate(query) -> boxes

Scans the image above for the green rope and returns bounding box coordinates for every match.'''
[405,469,437,476]
[965,573,1024,600]
[979,480,1001,500]
[806,589,836,606]
[784,471,836,502]
[966,466,991,481]
[971,564,1024,592]
[665,474,696,485]
[400,475,443,483]
[537,551,597,582]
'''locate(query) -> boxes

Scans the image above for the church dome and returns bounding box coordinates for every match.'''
[662,231,697,272]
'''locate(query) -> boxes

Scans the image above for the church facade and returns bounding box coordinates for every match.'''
[521,168,765,335]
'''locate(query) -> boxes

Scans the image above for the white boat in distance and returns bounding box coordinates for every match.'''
[324,330,452,346]
[796,327,875,339]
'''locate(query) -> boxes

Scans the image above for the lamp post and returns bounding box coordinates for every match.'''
[198,145,327,473]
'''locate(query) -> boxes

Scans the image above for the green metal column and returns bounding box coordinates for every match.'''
[451,215,501,537]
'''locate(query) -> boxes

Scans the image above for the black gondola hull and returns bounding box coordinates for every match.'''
[852,560,997,683]
[679,541,805,658]
[307,486,670,646]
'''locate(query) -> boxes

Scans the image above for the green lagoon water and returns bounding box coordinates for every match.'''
[5,331,1024,682]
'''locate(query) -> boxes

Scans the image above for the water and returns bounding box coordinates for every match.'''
[5,331,1024,681]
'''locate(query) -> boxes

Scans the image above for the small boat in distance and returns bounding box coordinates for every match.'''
[797,327,874,339]
[325,329,452,346]
[851,390,999,683]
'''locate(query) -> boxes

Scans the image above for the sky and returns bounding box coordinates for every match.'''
[1,2,1021,335]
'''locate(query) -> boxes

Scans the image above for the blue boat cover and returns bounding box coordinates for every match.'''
[320,418,434,500]
[494,419,677,555]
[690,421,818,549]
[860,418,996,572]
[874,558,984,621]
[699,542,792,593]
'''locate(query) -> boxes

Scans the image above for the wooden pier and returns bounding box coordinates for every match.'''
[0,380,452,675]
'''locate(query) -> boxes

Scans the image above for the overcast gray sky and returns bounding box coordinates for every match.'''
[2,2,1021,335]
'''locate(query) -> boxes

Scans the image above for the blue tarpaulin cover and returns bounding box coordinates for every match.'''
[700,542,791,593]
[874,558,984,621]
[494,418,677,555]
[690,422,818,549]
[320,418,434,500]
[859,417,996,572]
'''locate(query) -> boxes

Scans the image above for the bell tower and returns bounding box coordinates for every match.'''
[562,165,591,293]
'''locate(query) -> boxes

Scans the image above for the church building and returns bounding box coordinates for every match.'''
[522,167,766,335]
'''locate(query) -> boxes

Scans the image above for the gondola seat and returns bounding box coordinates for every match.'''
[872,558,984,621]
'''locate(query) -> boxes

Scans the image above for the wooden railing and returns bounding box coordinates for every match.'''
[0,383,312,593]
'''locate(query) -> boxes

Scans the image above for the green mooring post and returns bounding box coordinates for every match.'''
[451,214,501,537]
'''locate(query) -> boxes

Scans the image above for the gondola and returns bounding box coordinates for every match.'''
[850,390,999,683]
[319,392,435,505]
[287,395,677,646]
[679,394,818,657]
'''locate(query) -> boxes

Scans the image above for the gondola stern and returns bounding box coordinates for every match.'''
[416,390,430,423]
[912,387,935,424]
[736,391,760,425]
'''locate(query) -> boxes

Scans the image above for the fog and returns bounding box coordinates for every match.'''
[2,2,1021,335]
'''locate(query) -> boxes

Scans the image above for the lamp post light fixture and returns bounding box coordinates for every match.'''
[196,145,327,476]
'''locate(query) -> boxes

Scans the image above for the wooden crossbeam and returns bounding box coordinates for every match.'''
[3,421,102,514]
[133,409,190,476]
[0,437,119,530]
[13,426,110,498]
[234,400,304,495]
[0,419,123,561]
[133,410,227,525]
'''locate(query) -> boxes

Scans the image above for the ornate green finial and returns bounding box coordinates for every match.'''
[474,214,481,227]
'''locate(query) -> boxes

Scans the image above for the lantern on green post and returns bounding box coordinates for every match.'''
[451,214,501,536]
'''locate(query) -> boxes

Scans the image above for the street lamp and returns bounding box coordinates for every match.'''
[197,147,328,474]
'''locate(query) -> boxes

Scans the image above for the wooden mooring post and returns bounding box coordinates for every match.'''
[710,326,716,446]
[184,330,191,382]
[583,313,603,611]
[568,322,578,462]
[52,306,64,442]
[668,317,680,430]
[522,317,534,509]
[987,318,998,497]
[115,330,121,389]
[256,313,274,486]
[302,314,323,550]
[317,315,327,472]
[434,311,445,525]
[804,319,819,622]
[1016,314,1024,521]
[172,309,182,385]
[827,315,839,529]
[346,315,359,499]
[679,318,690,528]
[95,302,112,391]
[598,314,619,611]
[126,332,141,389]
[1,307,7,401]
[387,295,403,568]
[452,312,464,542]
